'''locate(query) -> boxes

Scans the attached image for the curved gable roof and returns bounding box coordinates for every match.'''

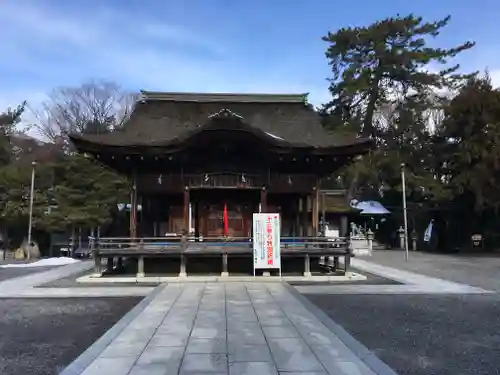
[69,91,372,154]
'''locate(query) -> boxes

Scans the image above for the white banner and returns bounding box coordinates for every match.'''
[253,213,281,270]
[424,220,433,243]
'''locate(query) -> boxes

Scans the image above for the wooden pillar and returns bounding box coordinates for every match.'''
[179,234,187,277]
[90,235,101,277]
[129,172,137,239]
[179,254,187,277]
[106,257,113,273]
[297,197,301,236]
[93,254,101,276]
[221,253,228,277]
[303,253,311,277]
[312,187,319,236]
[137,256,145,278]
[300,196,308,237]
[183,186,190,233]
[340,215,348,237]
[321,192,326,229]
[243,205,251,238]
[116,257,123,271]
[260,186,267,213]
[295,196,301,237]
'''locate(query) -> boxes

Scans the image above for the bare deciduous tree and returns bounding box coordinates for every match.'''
[30,81,136,141]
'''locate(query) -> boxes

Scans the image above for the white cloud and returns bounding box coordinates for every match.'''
[490,69,500,88]
[0,0,328,115]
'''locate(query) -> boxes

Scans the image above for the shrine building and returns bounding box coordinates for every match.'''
[69,92,371,276]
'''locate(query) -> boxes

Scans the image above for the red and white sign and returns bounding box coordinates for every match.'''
[253,213,281,270]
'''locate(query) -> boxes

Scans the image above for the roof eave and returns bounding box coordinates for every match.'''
[138,91,309,104]
[68,130,374,156]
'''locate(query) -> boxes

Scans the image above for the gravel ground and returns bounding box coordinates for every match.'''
[0,266,60,282]
[288,267,401,286]
[0,297,141,375]
[364,250,500,291]
[304,293,500,375]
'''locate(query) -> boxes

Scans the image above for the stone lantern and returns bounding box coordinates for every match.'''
[397,226,405,250]
[366,228,374,254]
[411,229,418,251]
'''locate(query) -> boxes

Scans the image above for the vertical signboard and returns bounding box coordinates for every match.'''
[253,213,281,275]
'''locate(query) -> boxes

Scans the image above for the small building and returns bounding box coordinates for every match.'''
[69,92,371,275]
[318,189,361,236]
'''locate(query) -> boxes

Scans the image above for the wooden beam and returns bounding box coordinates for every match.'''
[301,196,308,236]
[295,196,301,237]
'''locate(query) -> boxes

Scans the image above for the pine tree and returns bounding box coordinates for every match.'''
[41,154,128,232]
[440,75,500,211]
[0,102,25,165]
[322,14,475,137]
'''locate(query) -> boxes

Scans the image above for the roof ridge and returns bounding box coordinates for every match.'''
[139,91,309,104]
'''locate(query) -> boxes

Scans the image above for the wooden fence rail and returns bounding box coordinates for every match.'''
[88,235,352,277]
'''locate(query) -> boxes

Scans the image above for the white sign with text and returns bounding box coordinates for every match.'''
[252,213,281,272]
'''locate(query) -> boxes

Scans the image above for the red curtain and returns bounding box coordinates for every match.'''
[223,203,229,236]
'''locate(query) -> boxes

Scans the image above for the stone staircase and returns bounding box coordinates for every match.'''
[350,238,388,256]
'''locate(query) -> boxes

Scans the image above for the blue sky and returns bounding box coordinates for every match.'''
[1,0,499,112]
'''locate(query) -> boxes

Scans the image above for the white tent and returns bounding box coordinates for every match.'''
[350,200,390,215]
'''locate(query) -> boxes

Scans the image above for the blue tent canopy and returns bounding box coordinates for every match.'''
[350,200,390,215]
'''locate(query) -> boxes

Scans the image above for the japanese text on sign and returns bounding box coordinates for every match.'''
[253,213,281,270]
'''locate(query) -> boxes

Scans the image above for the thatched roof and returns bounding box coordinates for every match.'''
[69,92,371,152]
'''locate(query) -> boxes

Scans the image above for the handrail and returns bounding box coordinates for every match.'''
[93,236,348,243]
[90,235,350,252]
[89,235,352,276]
[92,236,349,241]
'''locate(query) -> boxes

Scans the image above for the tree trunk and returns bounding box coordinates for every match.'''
[362,67,383,137]
[70,226,75,257]
[0,226,7,260]
[78,227,82,249]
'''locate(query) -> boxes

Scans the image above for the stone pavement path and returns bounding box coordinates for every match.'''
[0,261,154,298]
[359,250,500,292]
[67,283,381,375]
[293,258,493,295]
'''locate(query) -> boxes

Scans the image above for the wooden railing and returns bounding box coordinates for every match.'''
[89,235,352,276]
[90,235,350,254]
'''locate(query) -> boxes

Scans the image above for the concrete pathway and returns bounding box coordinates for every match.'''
[0,261,92,292]
[61,283,390,375]
[294,258,494,295]
[359,250,500,292]
[0,261,154,298]
[0,286,154,298]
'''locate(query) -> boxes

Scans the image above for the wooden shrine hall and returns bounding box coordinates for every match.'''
[69,91,371,277]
